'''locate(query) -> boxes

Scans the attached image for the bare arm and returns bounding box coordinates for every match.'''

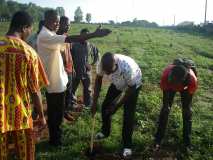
[65,27,111,43]
[117,86,136,107]
[91,75,103,116]
[109,86,136,114]
[31,91,46,127]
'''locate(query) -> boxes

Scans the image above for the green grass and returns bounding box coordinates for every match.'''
[0,22,213,160]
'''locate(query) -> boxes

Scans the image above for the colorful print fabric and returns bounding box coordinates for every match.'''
[0,36,48,133]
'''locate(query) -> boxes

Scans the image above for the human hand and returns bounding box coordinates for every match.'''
[94,24,112,37]
[72,70,76,78]
[36,116,47,132]
[86,63,92,71]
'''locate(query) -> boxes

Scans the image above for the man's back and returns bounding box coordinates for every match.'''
[160,64,198,94]
[0,36,48,133]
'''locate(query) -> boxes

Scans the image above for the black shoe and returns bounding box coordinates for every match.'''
[153,143,160,152]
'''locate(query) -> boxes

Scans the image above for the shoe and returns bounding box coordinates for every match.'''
[64,112,75,121]
[122,148,132,158]
[153,143,160,152]
[95,132,107,140]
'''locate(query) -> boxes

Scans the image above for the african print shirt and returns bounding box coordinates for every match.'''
[0,36,49,133]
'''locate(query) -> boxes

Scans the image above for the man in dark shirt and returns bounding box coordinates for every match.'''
[72,28,99,107]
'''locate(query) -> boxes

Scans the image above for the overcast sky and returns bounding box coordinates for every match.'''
[15,0,213,26]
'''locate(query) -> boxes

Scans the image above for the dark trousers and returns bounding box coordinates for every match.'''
[72,73,92,106]
[101,84,141,148]
[65,75,73,111]
[46,91,65,143]
[155,90,193,146]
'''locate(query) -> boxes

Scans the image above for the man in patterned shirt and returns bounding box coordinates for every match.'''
[0,11,48,160]
[91,52,142,158]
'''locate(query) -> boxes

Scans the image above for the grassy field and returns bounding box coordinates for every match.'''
[0,22,213,160]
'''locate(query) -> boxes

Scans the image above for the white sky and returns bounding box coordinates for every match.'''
[15,0,213,26]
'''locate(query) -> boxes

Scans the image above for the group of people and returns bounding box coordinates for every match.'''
[0,9,198,160]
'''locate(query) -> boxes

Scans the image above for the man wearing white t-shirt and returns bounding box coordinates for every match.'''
[37,10,111,146]
[91,52,142,158]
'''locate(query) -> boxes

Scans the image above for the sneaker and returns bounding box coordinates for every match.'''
[122,148,132,158]
[153,143,160,152]
[95,132,106,140]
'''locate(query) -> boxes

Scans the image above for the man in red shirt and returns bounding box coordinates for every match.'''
[154,62,198,150]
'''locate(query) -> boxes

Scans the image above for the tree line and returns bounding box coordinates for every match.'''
[0,0,92,24]
[0,0,54,21]
[0,0,157,27]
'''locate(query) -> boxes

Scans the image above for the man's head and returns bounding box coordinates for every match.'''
[58,16,70,34]
[37,20,44,34]
[101,52,117,75]
[8,11,33,40]
[168,65,188,84]
[44,10,59,32]
[80,28,89,42]
[80,28,90,35]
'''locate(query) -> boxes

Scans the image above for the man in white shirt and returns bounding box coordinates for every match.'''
[37,10,111,146]
[91,52,142,158]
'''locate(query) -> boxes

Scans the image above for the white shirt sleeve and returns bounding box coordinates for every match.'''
[38,29,66,50]
[40,34,66,45]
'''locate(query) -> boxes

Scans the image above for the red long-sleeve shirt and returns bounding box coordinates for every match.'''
[160,65,198,94]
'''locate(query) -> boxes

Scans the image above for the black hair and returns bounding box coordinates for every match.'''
[59,16,69,24]
[37,20,44,34]
[101,52,114,72]
[9,11,33,31]
[171,65,188,82]
[44,9,58,21]
[80,28,90,34]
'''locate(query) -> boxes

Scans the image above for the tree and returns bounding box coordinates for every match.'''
[0,0,10,21]
[74,6,83,23]
[6,1,19,18]
[86,13,91,23]
[56,7,65,17]
[178,21,194,26]
[109,20,115,25]
[0,0,51,21]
